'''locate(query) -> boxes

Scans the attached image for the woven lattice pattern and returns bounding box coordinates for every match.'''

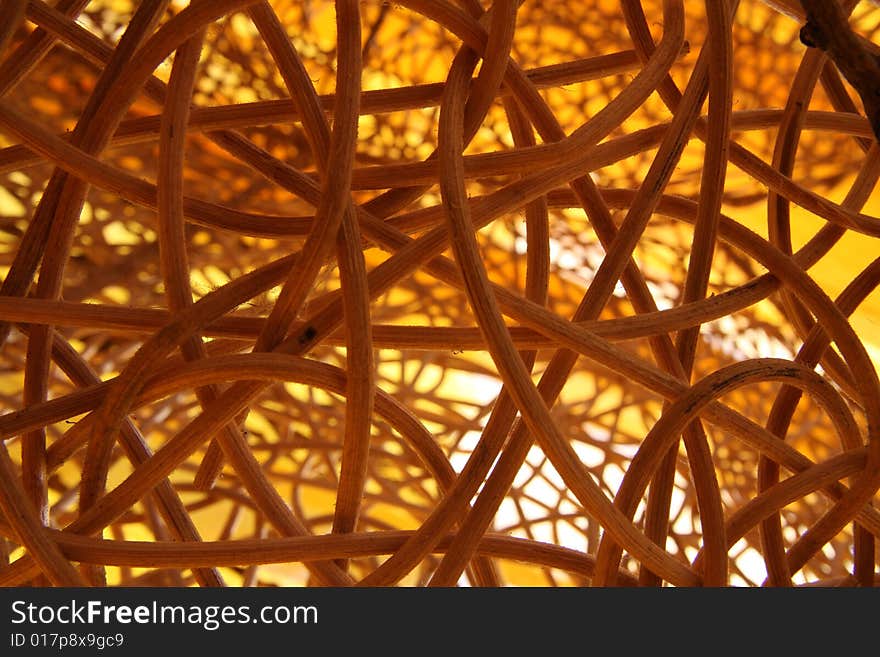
[0,0,878,587]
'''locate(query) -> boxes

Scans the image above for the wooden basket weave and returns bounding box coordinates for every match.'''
[0,0,878,586]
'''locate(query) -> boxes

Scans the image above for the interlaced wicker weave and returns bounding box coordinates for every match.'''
[0,0,879,587]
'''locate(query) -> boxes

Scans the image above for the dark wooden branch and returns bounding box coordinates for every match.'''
[799,0,880,142]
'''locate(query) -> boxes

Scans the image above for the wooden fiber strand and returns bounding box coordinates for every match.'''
[0,0,878,587]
